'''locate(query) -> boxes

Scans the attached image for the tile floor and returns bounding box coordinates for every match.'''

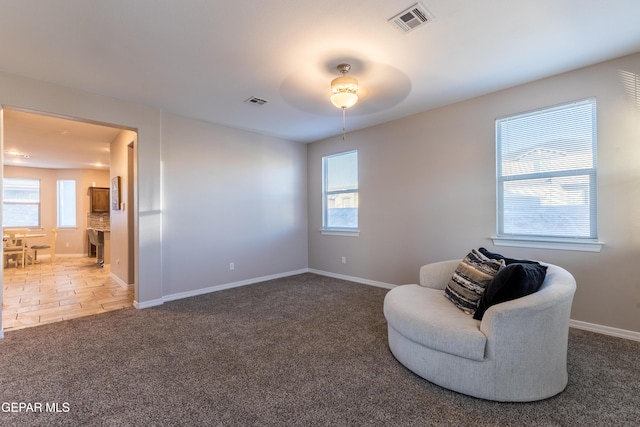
[2,256,134,332]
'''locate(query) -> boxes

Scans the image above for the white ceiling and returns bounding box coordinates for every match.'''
[1,0,640,168]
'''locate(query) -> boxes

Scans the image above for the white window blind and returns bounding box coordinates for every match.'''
[57,179,77,227]
[322,150,358,230]
[3,178,40,227]
[496,98,597,239]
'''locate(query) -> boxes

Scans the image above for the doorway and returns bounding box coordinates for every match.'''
[1,107,137,332]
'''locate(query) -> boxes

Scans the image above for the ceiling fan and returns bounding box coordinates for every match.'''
[279,58,412,135]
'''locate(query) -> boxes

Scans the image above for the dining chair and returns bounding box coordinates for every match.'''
[3,228,30,268]
[30,228,58,264]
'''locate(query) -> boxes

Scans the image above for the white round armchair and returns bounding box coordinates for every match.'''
[383,259,576,402]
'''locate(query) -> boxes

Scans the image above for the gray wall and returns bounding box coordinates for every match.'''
[308,52,640,334]
[160,113,308,296]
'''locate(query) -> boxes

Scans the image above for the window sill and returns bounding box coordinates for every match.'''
[321,228,360,237]
[491,236,604,252]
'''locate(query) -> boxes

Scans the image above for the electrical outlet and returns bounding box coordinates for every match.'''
[341,256,346,264]
[65,242,70,248]
[229,262,235,271]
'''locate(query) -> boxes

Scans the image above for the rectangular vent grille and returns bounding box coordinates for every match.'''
[389,2,433,33]
[244,96,268,106]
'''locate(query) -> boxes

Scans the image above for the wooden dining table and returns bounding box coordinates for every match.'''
[2,232,46,240]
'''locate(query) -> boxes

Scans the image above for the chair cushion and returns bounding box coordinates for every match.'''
[384,284,487,361]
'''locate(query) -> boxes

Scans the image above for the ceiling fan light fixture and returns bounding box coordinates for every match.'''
[330,64,358,109]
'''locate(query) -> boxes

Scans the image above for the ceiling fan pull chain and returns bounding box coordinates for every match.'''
[342,107,346,141]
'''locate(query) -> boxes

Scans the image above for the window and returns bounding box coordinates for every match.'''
[322,150,358,233]
[495,98,601,250]
[57,180,77,228]
[2,178,41,227]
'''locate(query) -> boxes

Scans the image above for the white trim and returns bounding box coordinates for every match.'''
[134,298,163,309]
[320,229,360,237]
[570,320,640,342]
[131,268,389,309]
[162,269,309,303]
[491,236,604,252]
[110,272,133,290]
[308,269,396,289]
[51,253,91,258]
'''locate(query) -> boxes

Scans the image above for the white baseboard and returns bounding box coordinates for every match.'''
[109,272,133,290]
[50,253,89,258]
[133,268,384,308]
[138,269,310,307]
[308,269,396,289]
[134,270,306,309]
[569,319,640,342]
[134,298,164,309]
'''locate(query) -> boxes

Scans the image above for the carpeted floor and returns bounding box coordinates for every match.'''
[0,273,638,426]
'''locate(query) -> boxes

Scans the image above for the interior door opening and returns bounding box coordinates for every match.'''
[1,106,137,333]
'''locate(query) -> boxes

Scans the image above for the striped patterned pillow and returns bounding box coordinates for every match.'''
[444,249,505,315]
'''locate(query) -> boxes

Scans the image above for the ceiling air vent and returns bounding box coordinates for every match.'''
[244,96,268,106]
[389,2,433,33]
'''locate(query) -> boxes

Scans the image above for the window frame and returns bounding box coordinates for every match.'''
[492,98,604,252]
[2,177,41,228]
[321,150,359,236]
